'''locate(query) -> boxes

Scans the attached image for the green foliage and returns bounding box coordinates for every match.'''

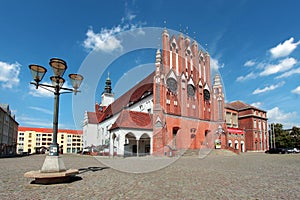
[271,123,300,148]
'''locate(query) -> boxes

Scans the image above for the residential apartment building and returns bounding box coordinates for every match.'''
[0,104,18,156]
[17,127,83,154]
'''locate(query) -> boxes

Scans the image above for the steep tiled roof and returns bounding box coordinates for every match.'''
[224,103,238,111]
[97,71,155,123]
[109,110,153,131]
[18,127,83,134]
[87,112,98,124]
[226,101,265,112]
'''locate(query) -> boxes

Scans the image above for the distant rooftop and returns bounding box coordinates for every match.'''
[225,101,266,112]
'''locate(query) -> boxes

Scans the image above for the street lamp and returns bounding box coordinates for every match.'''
[25,58,83,184]
[29,58,83,157]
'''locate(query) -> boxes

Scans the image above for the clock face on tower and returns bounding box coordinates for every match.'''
[166,78,177,92]
[204,89,210,101]
[187,84,195,96]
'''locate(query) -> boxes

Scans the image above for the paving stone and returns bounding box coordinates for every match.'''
[0,153,299,199]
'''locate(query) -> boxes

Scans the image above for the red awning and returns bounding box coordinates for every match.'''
[227,128,244,134]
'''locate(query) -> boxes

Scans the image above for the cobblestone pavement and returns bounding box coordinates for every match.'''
[0,152,299,200]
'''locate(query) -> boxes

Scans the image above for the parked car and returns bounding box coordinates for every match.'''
[287,148,294,153]
[294,148,300,153]
[265,148,287,154]
[287,148,300,153]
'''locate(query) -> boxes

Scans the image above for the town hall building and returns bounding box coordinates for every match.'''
[83,29,268,156]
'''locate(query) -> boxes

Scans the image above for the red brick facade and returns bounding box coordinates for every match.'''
[152,30,225,155]
[225,101,268,152]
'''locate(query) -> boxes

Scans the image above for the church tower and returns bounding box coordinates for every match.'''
[100,72,114,107]
[212,74,225,122]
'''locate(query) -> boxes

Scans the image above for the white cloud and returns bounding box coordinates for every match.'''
[121,13,136,23]
[244,60,256,67]
[83,17,145,52]
[252,81,285,94]
[236,72,256,82]
[83,26,124,53]
[275,67,300,79]
[267,107,297,128]
[17,115,72,129]
[259,57,297,76]
[251,102,262,108]
[210,57,224,73]
[29,106,52,115]
[269,37,300,58]
[291,86,300,94]
[0,61,21,89]
[17,116,53,128]
[28,81,72,98]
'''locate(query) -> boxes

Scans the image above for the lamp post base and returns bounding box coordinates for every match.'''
[24,156,79,184]
[24,168,79,184]
[41,155,66,172]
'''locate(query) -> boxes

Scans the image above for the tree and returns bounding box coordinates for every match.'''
[272,123,300,148]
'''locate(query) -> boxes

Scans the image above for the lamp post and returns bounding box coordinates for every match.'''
[25,58,83,184]
[29,58,83,157]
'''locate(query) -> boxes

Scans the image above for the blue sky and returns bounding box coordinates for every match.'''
[1,0,300,129]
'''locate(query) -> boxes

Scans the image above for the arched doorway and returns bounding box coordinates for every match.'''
[234,140,239,150]
[228,140,232,148]
[139,133,151,156]
[172,127,180,149]
[124,133,137,157]
[241,141,245,152]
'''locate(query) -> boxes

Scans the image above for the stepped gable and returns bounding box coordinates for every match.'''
[109,110,153,131]
[97,71,155,123]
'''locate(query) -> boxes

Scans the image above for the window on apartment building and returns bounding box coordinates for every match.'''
[36,134,41,137]
[18,137,24,141]
[19,132,24,136]
[29,133,32,138]
[36,142,40,146]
